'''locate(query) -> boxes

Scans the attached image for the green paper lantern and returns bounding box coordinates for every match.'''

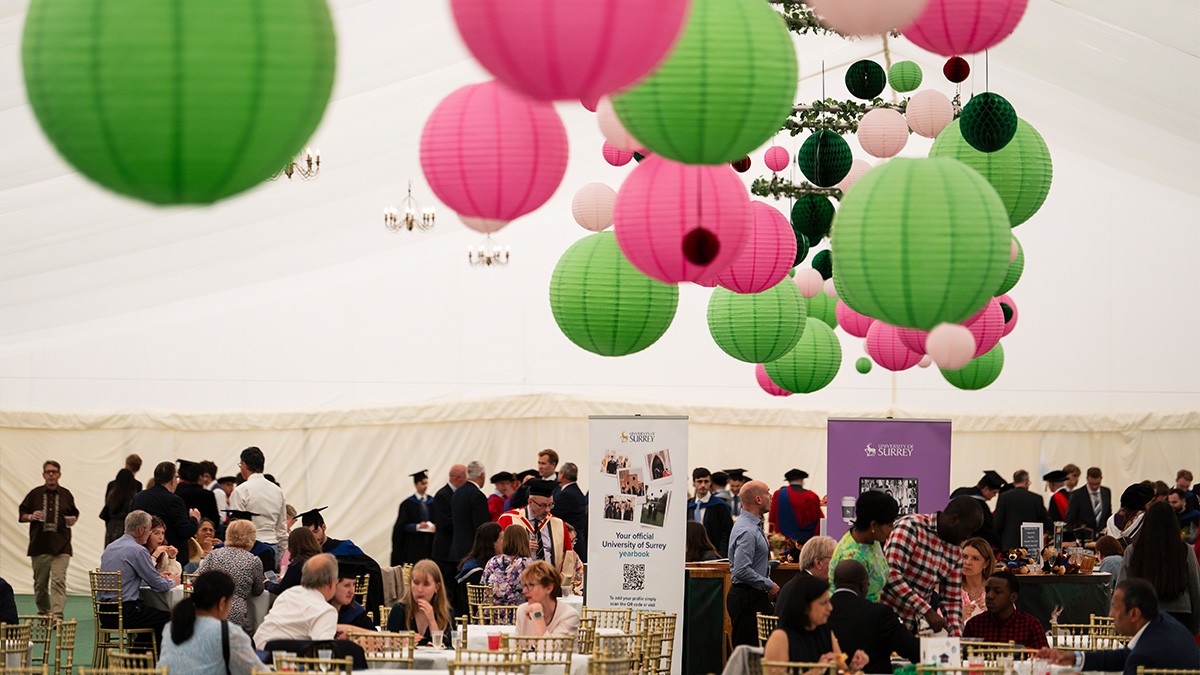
[831,157,1011,330]
[941,343,1005,390]
[929,118,1053,227]
[812,250,833,280]
[611,0,797,165]
[888,61,923,93]
[707,282,807,363]
[997,237,1024,295]
[764,318,843,393]
[805,291,838,329]
[855,357,873,374]
[549,232,679,356]
[797,131,853,188]
[959,92,1018,153]
[845,60,886,100]
[22,0,336,205]
[790,194,835,248]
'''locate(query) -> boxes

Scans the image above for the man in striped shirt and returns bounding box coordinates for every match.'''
[881,496,983,636]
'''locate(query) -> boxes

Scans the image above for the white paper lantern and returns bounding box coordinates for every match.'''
[571,183,617,232]
[794,268,824,298]
[926,322,976,369]
[857,108,909,159]
[836,159,873,193]
[807,0,930,36]
[906,90,956,139]
[823,278,838,299]
[597,96,640,152]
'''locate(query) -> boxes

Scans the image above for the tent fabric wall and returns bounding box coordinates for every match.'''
[2,393,1196,595]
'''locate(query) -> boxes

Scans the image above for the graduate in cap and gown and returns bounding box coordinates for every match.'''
[1044,470,1071,523]
[176,460,222,529]
[725,468,751,517]
[301,507,383,620]
[222,509,278,573]
[488,471,516,522]
[391,470,435,566]
[332,560,375,632]
[769,469,824,551]
[507,469,540,511]
[951,470,1007,549]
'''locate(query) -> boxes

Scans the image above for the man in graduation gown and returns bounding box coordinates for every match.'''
[176,460,221,529]
[332,560,375,632]
[507,469,539,511]
[1044,470,1071,524]
[497,479,574,578]
[487,471,515,522]
[687,468,732,557]
[951,470,1006,549]
[768,469,824,550]
[302,507,383,624]
[391,470,435,566]
[725,468,751,517]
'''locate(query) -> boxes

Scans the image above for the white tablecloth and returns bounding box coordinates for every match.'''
[381,648,587,674]
[462,623,622,651]
[142,585,185,612]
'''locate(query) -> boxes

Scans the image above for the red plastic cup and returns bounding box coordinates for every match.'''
[487,632,501,651]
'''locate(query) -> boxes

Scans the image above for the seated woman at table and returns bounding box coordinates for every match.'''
[1095,535,1124,591]
[385,559,452,646]
[455,521,503,616]
[185,518,220,573]
[146,516,183,576]
[764,574,868,672]
[158,570,267,675]
[515,561,580,637]
[482,525,535,606]
[197,519,265,638]
[960,536,994,623]
[686,521,722,563]
[267,527,322,595]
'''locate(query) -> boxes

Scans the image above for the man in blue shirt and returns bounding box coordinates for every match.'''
[99,509,179,642]
[727,480,779,647]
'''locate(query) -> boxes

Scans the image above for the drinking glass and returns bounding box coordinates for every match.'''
[317,648,333,672]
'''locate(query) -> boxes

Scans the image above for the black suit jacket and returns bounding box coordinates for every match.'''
[431,484,456,563]
[551,482,588,562]
[1064,486,1113,539]
[993,487,1049,551]
[131,483,198,565]
[829,590,920,673]
[450,481,490,561]
[1081,613,1200,675]
[175,482,220,528]
[686,497,732,557]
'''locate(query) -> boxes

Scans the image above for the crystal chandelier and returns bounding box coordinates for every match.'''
[269,146,320,181]
[468,237,511,267]
[384,181,436,232]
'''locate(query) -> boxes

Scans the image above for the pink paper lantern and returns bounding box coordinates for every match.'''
[807,0,930,36]
[794,268,825,298]
[964,297,1004,358]
[997,293,1019,337]
[836,159,873,193]
[906,90,955,139]
[902,0,1029,56]
[756,363,793,397]
[857,108,909,159]
[823,278,839,299]
[1009,238,1019,263]
[581,95,600,113]
[450,0,690,101]
[897,326,929,354]
[461,216,507,234]
[918,354,933,368]
[866,321,923,371]
[571,183,617,232]
[836,300,875,338]
[715,201,798,294]
[602,141,634,167]
[613,156,752,284]
[764,146,790,172]
[421,81,568,230]
[598,97,641,152]
[926,323,976,369]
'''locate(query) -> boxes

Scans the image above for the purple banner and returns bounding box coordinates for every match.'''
[826,418,952,540]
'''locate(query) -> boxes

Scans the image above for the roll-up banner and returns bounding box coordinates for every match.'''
[588,415,687,674]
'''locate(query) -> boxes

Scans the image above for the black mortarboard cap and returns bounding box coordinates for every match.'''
[784,469,809,482]
[222,509,259,521]
[516,469,540,481]
[1120,483,1154,512]
[490,471,516,484]
[337,559,365,580]
[1042,470,1068,483]
[528,479,556,498]
[177,459,202,482]
[724,468,749,481]
[298,506,328,527]
[410,470,429,483]
[980,470,1006,490]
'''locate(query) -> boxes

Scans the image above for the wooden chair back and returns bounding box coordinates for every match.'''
[347,630,416,667]
[478,604,518,626]
[1,623,34,667]
[272,654,354,674]
[449,649,528,674]
[575,616,597,654]
[18,615,54,667]
[108,652,156,669]
[581,607,632,632]
[466,583,494,622]
[756,612,779,647]
[643,613,678,675]
[54,619,78,675]
[501,635,573,672]
[354,573,371,607]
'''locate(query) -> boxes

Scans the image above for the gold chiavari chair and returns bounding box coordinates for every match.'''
[2,668,49,675]
[964,643,1036,664]
[90,570,159,666]
[761,661,838,675]
[77,669,167,675]
[108,652,156,669]
[354,573,371,607]
[272,654,354,674]
[581,607,632,632]
[378,604,392,627]
[401,564,414,591]
[589,654,638,675]
[633,609,663,631]
[593,631,645,660]
[501,635,573,674]
[756,612,779,647]
[54,619,78,675]
[450,649,528,675]
[1089,614,1117,636]
[1136,668,1200,675]
[478,604,519,626]
[643,613,678,675]
[181,573,198,598]
[915,667,1004,675]
[467,584,494,623]
[456,614,471,647]
[2,623,34,668]
[18,615,54,667]
[1049,623,1093,649]
[1090,633,1132,650]
[347,629,417,668]
[575,617,597,654]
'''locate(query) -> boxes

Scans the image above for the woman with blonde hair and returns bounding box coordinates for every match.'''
[960,537,994,622]
[385,559,451,646]
[197,519,264,637]
[515,561,581,637]
[482,525,535,606]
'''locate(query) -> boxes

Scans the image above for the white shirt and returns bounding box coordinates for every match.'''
[253,586,337,650]
[229,473,288,547]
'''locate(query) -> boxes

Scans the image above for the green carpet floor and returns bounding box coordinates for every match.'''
[14,594,96,670]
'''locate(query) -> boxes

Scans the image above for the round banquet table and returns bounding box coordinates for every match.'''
[1013,572,1112,629]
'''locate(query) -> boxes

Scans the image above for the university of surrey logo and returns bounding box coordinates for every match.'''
[864,443,877,457]
[621,431,655,443]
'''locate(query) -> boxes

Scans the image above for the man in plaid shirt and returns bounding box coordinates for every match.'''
[964,570,1048,648]
[881,496,983,636]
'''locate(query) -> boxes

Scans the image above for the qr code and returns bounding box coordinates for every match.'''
[622,563,645,591]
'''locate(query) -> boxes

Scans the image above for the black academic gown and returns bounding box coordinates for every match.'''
[950,486,999,549]
[391,494,435,566]
[324,538,383,624]
[176,482,221,528]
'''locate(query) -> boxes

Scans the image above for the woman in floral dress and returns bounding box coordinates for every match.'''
[482,525,535,606]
